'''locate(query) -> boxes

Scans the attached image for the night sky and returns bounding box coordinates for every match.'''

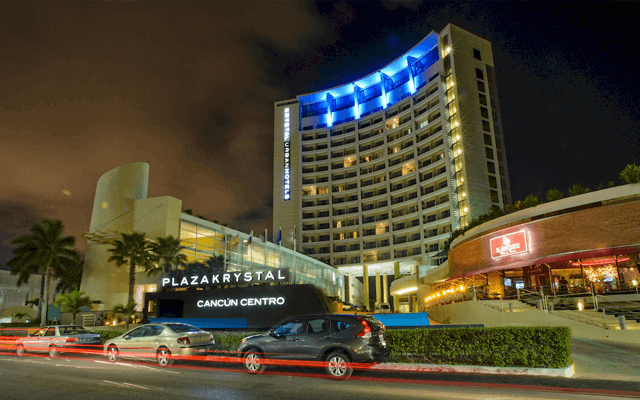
[1,1,639,267]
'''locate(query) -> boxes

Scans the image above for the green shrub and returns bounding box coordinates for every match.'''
[211,332,260,353]
[386,326,571,368]
[97,330,127,344]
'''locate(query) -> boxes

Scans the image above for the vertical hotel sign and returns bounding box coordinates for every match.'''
[283,107,291,200]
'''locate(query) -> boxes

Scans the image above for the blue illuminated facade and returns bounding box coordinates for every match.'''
[298,33,439,130]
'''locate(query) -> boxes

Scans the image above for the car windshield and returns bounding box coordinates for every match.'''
[165,323,202,333]
[59,326,88,335]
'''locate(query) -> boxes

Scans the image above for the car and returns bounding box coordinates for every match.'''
[374,303,391,314]
[237,314,389,380]
[103,323,216,366]
[15,325,102,358]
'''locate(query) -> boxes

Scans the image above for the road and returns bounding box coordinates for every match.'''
[1,352,639,400]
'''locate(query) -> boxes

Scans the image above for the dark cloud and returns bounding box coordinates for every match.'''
[0,1,639,266]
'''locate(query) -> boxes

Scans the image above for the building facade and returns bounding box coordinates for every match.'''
[273,24,511,307]
[81,163,362,311]
[424,184,640,308]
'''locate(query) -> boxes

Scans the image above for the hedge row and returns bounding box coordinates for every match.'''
[386,326,571,368]
[210,332,260,352]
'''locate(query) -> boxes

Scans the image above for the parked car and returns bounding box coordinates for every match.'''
[237,314,389,380]
[103,323,215,366]
[15,325,102,357]
[374,303,391,314]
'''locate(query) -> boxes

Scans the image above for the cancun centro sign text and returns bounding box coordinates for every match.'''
[161,268,290,288]
[490,231,529,259]
[197,297,286,308]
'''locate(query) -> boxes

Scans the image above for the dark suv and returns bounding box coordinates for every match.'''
[237,314,389,380]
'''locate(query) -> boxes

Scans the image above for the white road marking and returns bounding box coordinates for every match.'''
[93,359,180,374]
[55,363,101,369]
[121,382,150,390]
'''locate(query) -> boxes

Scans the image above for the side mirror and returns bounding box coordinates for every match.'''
[28,333,33,337]
[124,335,131,340]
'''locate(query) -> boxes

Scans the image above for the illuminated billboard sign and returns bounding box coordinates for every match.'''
[490,231,529,259]
[161,268,290,288]
[283,107,291,201]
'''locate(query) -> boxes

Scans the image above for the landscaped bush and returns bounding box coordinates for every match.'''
[97,330,127,344]
[211,332,260,353]
[386,326,571,368]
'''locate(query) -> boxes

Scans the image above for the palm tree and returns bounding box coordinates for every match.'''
[620,163,640,184]
[54,290,92,324]
[112,301,138,331]
[7,219,80,325]
[55,260,84,294]
[108,232,155,304]
[147,235,188,276]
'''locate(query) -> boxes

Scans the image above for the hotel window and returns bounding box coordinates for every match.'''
[473,48,481,60]
[487,161,496,174]
[485,148,494,160]
[429,243,439,252]
[318,187,329,195]
[491,190,499,203]
[479,93,487,106]
[489,176,498,188]
[475,68,484,80]
[483,133,492,145]
[481,107,489,119]
[482,120,491,132]
[477,81,486,93]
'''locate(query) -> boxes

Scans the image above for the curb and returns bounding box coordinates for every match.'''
[370,362,575,378]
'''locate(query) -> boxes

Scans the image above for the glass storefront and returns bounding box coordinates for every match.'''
[179,219,346,299]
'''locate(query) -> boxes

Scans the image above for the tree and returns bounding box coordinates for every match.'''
[7,219,80,325]
[112,301,138,331]
[54,290,92,324]
[619,164,640,184]
[522,194,541,209]
[55,260,84,294]
[147,235,188,276]
[12,312,28,322]
[568,183,591,197]
[183,208,193,215]
[108,232,155,304]
[545,188,564,202]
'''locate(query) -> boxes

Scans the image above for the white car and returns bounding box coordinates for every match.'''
[103,323,216,366]
[15,325,102,357]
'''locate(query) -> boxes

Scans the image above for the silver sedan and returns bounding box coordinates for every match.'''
[15,325,102,357]
[103,323,216,366]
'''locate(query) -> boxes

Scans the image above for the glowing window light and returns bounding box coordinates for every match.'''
[456,135,460,140]
[463,207,468,213]
[570,257,630,267]
[457,149,462,155]
[454,121,459,127]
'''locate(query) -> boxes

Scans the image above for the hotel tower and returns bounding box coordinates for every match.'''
[273,24,511,307]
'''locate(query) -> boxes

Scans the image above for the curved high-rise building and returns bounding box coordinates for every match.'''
[273,24,511,308]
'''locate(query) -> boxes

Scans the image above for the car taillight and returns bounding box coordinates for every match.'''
[209,333,215,343]
[66,338,78,343]
[356,320,371,339]
[177,336,190,344]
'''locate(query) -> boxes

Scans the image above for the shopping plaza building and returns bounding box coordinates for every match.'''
[80,162,363,315]
[273,24,511,310]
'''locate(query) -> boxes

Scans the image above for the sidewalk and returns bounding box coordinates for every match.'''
[570,337,640,382]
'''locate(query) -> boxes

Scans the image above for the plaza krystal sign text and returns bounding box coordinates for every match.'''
[490,231,529,259]
[283,107,291,201]
[161,268,290,288]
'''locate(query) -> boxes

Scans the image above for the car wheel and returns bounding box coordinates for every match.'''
[325,351,353,380]
[16,344,25,356]
[243,350,266,374]
[106,345,119,362]
[49,345,59,358]
[156,347,174,367]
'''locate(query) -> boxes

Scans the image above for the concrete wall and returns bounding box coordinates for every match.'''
[428,300,640,344]
[80,162,149,309]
